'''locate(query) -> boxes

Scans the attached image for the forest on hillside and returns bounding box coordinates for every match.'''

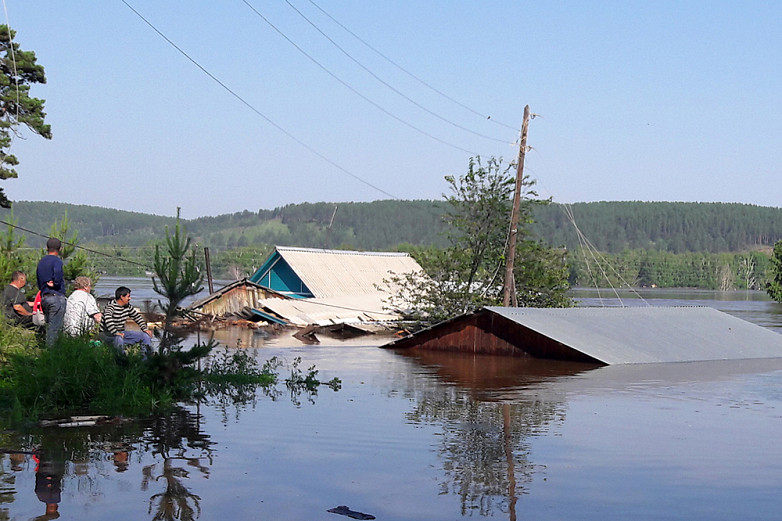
[532,201,782,253]
[4,200,782,254]
[3,200,782,289]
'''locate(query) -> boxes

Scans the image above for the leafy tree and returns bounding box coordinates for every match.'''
[385,157,571,329]
[766,240,782,302]
[0,26,51,208]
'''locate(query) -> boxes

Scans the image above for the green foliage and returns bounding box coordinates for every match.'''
[532,201,782,254]
[0,337,157,420]
[766,240,782,301]
[0,208,35,283]
[152,209,204,352]
[284,356,341,407]
[386,157,572,329]
[0,25,52,208]
[46,211,100,290]
[0,317,37,364]
[570,248,771,290]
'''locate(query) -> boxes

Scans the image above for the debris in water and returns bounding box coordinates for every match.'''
[327,505,376,520]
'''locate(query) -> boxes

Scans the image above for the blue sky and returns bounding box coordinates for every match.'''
[4,1,781,218]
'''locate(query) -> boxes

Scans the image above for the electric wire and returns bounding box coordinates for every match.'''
[562,204,651,307]
[305,0,519,132]
[239,0,477,155]
[120,0,400,201]
[0,218,153,269]
[283,0,512,145]
[1,218,405,317]
[1,1,20,140]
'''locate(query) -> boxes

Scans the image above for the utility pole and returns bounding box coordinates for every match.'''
[503,105,530,307]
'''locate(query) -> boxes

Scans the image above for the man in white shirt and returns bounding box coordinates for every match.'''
[63,276,102,337]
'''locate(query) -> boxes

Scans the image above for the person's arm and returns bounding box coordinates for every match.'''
[13,303,31,316]
[129,307,152,336]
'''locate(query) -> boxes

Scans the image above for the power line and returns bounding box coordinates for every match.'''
[0,218,153,269]
[305,0,520,132]
[283,0,512,145]
[120,0,401,200]
[240,0,478,155]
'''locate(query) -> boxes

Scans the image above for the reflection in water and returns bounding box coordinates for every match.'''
[33,445,64,520]
[399,351,596,520]
[0,406,212,521]
[141,407,213,521]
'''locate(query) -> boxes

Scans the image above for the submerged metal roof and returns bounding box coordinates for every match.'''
[485,306,782,364]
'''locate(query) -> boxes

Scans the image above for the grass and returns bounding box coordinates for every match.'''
[0,324,342,425]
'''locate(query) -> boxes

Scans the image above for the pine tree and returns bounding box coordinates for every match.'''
[0,25,51,208]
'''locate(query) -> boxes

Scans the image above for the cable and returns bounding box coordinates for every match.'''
[305,0,519,132]
[283,0,511,145]
[121,0,400,200]
[0,218,153,269]
[239,0,477,155]
[1,1,20,138]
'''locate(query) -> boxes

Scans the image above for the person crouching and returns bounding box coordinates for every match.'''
[99,286,153,355]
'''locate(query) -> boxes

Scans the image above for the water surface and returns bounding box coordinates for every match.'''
[3,287,781,520]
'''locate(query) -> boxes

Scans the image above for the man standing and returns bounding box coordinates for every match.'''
[36,238,66,345]
[100,286,153,353]
[2,270,34,328]
[63,276,102,337]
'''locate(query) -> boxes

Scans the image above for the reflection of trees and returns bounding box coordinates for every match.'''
[141,406,214,521]
[401,352,575,520]
[409,392,564,518]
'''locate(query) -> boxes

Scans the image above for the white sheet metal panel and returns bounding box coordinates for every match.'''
[486,306,782,364]
[276,247,423,299]
[257,294,400,326]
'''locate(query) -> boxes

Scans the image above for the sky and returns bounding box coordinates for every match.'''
[3,1,781,219]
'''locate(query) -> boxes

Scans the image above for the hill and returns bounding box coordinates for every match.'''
[3,200,782,255]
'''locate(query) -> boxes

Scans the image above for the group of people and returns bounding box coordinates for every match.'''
[2,237,153,352]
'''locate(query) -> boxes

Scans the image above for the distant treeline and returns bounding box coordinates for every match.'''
[569,249,770,290]
[532,201,782,253]
[3,200,782,288]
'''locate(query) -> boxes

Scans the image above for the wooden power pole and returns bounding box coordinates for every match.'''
[503,105,531,307]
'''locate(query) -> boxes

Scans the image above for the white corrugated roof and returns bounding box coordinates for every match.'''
[257,294,400,326]
[486,306,782,364]
[275,246,423,299]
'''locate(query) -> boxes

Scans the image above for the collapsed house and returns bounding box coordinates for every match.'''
[189,246,423,328]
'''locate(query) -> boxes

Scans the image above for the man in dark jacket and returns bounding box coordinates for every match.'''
[36,238,66,345]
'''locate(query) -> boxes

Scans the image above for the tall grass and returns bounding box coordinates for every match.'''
[0,336,160,422]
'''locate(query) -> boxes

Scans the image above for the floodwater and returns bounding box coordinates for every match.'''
[3,283,782,520]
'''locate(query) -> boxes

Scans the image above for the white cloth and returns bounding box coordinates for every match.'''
[64,289,101,336]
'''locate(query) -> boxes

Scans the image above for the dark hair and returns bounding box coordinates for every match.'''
[11,270,25,282]
[115,286,131,300]
[46,237,62,252]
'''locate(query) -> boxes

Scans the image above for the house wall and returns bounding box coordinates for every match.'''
[387,310,605,364]
[200,286,279,316]
[250,257,313,297]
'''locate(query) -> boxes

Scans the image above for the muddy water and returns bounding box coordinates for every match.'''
[3,286,782,520]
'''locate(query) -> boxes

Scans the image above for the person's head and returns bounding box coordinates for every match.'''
[46,238,61,254]
[73,276,92,291]
[115,286,131,305]
[10,270,26,287]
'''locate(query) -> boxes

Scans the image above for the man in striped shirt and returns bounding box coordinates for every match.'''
[100,286,153,353]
